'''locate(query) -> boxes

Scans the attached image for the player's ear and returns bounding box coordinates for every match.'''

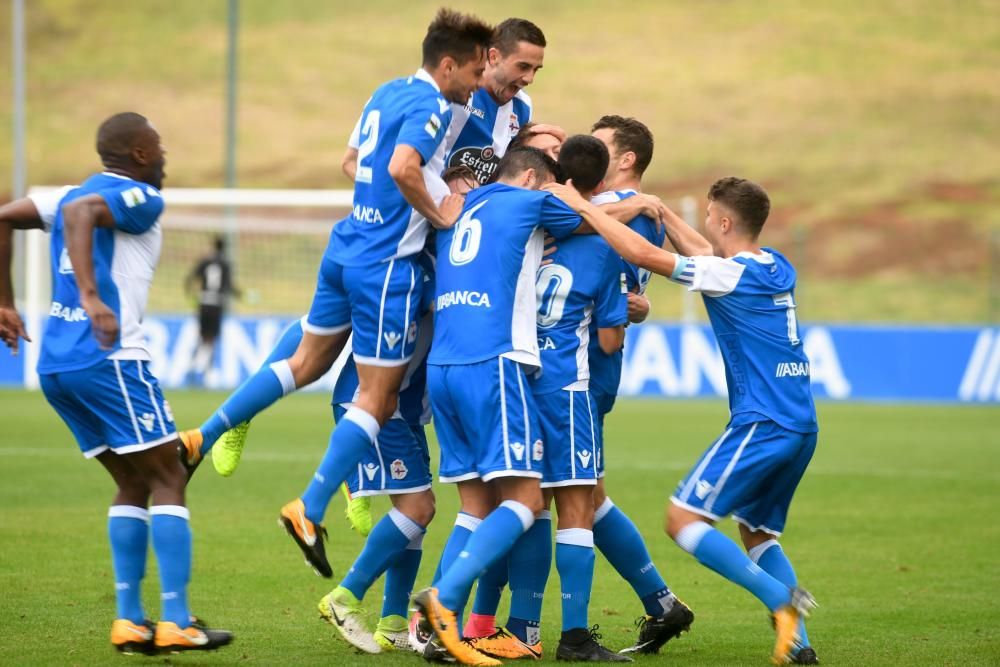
[523,168,537,190]
[620,151,636,172]
[131,144,149,167]
[488,47,502,66]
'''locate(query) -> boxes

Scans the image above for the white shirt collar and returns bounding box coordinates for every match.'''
[733,250,775,264]
[414,68,441,92]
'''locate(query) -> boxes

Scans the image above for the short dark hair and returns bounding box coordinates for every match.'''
[591,115,654,176]
[496,146,561,184]
[422,8,494,67]
[707,177,771,238]
[442,164,477,184]
[558,135,609,194]
[96,112,150,162]
[492,18,546,55]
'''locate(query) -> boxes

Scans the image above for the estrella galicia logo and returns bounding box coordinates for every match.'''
[449,145,499,184]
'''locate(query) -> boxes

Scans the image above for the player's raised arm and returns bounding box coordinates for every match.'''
[62,194,121,348]
[545,180,680,278]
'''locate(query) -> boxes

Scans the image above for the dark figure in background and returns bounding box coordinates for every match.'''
[185,235,239,382]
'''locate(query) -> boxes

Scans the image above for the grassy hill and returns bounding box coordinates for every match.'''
[1,0,998,322]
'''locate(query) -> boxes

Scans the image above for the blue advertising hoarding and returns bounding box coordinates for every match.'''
[1,317,997,403]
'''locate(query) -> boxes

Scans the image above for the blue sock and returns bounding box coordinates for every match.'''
[472,555,508,616]
[199,360,295,451]
[108,506,149,624]
[150,506,192,627]
[676,522,790,611]
[594,498,673,616]
[261,319,304,366]
[751,539,810,647]
[382,535,424,619]
[437,501,534,612]
[341,508,423,601]
[506,510,551,645]
[555,529,595,632]
[433,513,481,585]
[300,408,378,524]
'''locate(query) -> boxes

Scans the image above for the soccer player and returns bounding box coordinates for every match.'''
[176,9,492,578]
[474,135,631,663]
[589,116,696,655]
[311,166,480,654]
[0,112,233,654]
[184,235,239,385]
[544,176,819,665]
[509,121,564,159]
[412,147,586,666]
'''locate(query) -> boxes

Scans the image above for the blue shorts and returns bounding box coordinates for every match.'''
[334,405,432,497]
[535,389,601,488]
[671,419,817,536]
[305,255,422,366]
[429,357,544,483]
[39,359,177,458]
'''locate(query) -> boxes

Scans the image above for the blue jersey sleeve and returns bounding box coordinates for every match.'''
[539,193,582,239]
[396,95,451,164]
[595,247,629,328]
[101,184,164,234]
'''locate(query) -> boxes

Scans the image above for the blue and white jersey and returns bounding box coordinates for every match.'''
[669,248,818,433]
[360,87,531,186]
[438,88,531,184]
[331,69,452,266]
[587,189,666,400]
[429,182,581,368]
[31,172,165,374]
[532,235,628,394]
[332,250,436,425]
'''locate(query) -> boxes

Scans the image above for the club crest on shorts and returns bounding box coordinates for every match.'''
[532,439,544,462]
[390,459,408,480]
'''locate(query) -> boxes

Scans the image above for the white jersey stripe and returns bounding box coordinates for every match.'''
[515,363,531,471]
[569,390,577,480]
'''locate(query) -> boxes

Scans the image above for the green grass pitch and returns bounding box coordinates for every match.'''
[1,389,997,665]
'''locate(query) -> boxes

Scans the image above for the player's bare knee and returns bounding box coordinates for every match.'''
[394,490,436,526]
[739,523,775,550]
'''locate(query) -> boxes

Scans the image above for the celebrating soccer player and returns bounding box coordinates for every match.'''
[175,9,492,578]
[545,176,819,665]
[413,147,587,666]
[0,113,233,654]
[589,116,696,655]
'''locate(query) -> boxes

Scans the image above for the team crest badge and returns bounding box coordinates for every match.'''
[532,439,544,462]
[390,459,408,480]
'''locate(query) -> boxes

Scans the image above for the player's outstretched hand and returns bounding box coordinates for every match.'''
[82,298,120,349]
[543,180,588,212]
[438,193,466,230]
[0,306,31,355]
[529,123,567,143]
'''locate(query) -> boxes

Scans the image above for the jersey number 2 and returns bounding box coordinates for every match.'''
[773,292,800,345]
[355,110,381,185]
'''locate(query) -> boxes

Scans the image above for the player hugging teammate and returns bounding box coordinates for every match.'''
[0,7,819,666]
